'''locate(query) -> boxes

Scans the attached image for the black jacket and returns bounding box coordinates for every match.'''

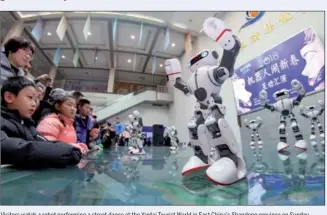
[1,106,82,168]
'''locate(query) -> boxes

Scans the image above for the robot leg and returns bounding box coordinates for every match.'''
[296,151,308,185]
[204,100,247,185]
[250,130,257,158]
[309,120,320,156]
[315,118,325,157]
[182,105,211,176]
[277,116,289,151]
[255,130,264,161]
[289,114,307,150]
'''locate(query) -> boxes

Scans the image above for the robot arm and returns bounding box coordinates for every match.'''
[299,106,309,118]
[259,90,276,112]
[164,59,191,96]
[203,17,241,78]
[317,100,325,115]
[291,79,306,106]
[243,119,251,129]
[256,117,263,128]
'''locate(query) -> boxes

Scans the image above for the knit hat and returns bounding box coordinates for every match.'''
[48,88,72,105]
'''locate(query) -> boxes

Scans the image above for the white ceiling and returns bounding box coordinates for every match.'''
[1,11,226,90]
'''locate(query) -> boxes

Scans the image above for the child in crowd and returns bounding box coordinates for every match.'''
[37,88,88,155]
[1,76,82,168]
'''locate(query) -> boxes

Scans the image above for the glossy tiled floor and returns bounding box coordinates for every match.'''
[0,146,325,205]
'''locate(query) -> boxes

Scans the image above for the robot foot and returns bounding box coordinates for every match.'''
[129,148,145,155]
[294,140,308,150]
[205,157,247,186]
[277,142,290,152]
[181,155,211,176]
[170,146,178,151]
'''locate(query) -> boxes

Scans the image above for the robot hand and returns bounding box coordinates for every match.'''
[244,119,249,125]
[291,79,305,95]
[299,105,306,114]
[317,100,324,109]
[128,114,134,123]
[256,117,263,124]
[259,90,268,106]
[203,17,235,51]
[133,110,140,117]
[164,59,182,84]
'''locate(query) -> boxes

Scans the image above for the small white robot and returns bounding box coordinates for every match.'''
[164,17,246,185]
[126,110,145,155]
[166,126,179,151]
[259,80,307,152]
[299,100,325,157]
[244,117,264,161]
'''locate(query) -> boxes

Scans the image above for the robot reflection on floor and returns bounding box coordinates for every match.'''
[164,17,246,185]
[126,110,145,155]
[259,80,307,152]
[166,126,179,151]
[299,100,325,158]
[244,117,264,161]
[244,117,269,173]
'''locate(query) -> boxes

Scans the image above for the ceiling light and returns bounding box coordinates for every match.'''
[88,32,92,36]
[173,23,187,29]
[159,64,163,67]
[131,35,135,39]
[95,57,98,60]
[62,55,66,59]
[127,59,132,63]
[171,43,176,47]
[47,32,52,36]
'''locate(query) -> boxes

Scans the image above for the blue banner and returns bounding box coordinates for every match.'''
[232,27,325,115]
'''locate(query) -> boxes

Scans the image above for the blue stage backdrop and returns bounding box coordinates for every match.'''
[232,27,325,115]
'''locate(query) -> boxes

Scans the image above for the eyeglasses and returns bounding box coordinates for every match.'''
[22,48,34,60]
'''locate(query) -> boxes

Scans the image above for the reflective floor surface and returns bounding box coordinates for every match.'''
[0,146,325,205]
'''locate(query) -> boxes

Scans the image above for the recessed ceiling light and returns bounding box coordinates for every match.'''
[88,32,92,36]
[127,59,132,63]
[131,35,135,39]
[95,57,98,60]
[159,64,163,67]
[62,55,66,59]
[171,43,176,47]
[47,32,52,36]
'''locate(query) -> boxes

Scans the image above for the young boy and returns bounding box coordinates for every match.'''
[1,76,82,168]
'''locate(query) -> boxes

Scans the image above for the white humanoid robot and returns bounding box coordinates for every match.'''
[259,80,307,152]
[244,117,264,161]
[127,110,145,155]
[299,100,325,157]
[166,126,179,151]
[164,17,247,185]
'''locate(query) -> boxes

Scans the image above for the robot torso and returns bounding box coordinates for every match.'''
[273,98,294,116]
[187,66,221,106]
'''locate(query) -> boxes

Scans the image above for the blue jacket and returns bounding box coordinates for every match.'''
[74,115,94,144]
[114,123,125,135]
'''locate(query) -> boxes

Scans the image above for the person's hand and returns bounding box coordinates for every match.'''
[90,128,99,140]
[71,143,88,155]
[35,74,52,86]
[95,145,103,151]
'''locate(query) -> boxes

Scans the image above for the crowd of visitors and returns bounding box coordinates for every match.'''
[0,36,156,169]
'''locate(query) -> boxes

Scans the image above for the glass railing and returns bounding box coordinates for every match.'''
[95,85,168,112]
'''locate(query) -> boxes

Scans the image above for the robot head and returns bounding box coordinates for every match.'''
[273,89,290,101]
[133,110,140,117]
[171,126,176,131]
[188,49,219,72]
[128,114,134,123]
